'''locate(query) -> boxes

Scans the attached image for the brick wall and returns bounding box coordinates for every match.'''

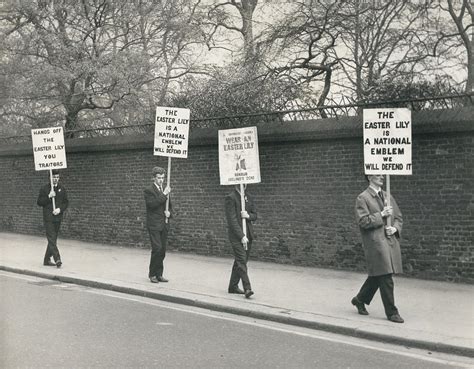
[1,107,473,283]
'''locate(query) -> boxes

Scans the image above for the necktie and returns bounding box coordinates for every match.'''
[378,191,385,204]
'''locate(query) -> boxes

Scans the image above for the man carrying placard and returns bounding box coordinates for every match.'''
[144,166,172,283]
[351,175,404,323]
[352,108,411,323]
[37,169,69,268]
[225,184,257,298]
[147,106,189,283]
[219,126,261,299]
[31,126,68,267]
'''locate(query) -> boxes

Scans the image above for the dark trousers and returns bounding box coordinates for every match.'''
[356,274,399,317]
[44,221,61,263]
[229,240,252,291]
[148,227,168,278]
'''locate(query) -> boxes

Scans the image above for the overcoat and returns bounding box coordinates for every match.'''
[355,187,403,276]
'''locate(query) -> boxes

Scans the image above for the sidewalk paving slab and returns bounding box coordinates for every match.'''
[1,231,473,358]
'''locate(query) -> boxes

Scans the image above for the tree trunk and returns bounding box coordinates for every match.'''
[466,20,473,94]
[317,68,332,119]
[64,110,79,138]
[238,0,258,65]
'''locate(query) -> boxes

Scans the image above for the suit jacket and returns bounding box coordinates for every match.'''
[225,189,257,243]
[37,183,69,223]
[144,184,172,231]
[355,187,403,276]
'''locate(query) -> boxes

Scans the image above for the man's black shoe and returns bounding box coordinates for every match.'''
[228,287,245,294]
[157,277,169,282]
[351,297,369,315]
[244,289,254,298]
[56,260,62,268]
[43,261,55,266]
[388,314,404,323]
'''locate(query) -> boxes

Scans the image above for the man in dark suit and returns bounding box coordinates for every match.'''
[37,169,69,268]
[225,184,257,298]
[144,166,172,283]
[351,174,404,323]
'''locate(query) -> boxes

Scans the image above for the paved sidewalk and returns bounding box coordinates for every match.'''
[1,231,473,357]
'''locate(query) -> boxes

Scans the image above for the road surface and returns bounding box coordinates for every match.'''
[1,271,471,369]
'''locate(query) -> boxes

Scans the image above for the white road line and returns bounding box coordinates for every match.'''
[0,272,40,282]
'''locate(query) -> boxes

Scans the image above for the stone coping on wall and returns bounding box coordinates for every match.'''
[1,106,472,156]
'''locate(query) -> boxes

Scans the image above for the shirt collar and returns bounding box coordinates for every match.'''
[369,184,381,194]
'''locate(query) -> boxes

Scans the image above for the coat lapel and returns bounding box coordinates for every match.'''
[367,187,384,211]
[151,184,161,200]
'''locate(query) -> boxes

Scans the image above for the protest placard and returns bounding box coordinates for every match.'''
[218,127,261,186]
[154,106,191,222]
[363,108,412,175]
[31,127,67,171]
[219,126,261,249]
[154,107,190,159]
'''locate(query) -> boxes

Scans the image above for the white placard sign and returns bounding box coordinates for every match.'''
[219,126,261,185]
[363,108,412,175]
[31,127,67,171]
[154,107,190,158]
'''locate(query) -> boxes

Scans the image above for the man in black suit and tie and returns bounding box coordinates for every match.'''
[144,166,172,283]
[37,169,69,268]
[225,184,257,298]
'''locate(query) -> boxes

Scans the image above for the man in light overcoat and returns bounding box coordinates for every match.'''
[351,174,404,323]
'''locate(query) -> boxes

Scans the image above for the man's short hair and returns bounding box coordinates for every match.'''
[152,166,165,176]
[52,170,60,175]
